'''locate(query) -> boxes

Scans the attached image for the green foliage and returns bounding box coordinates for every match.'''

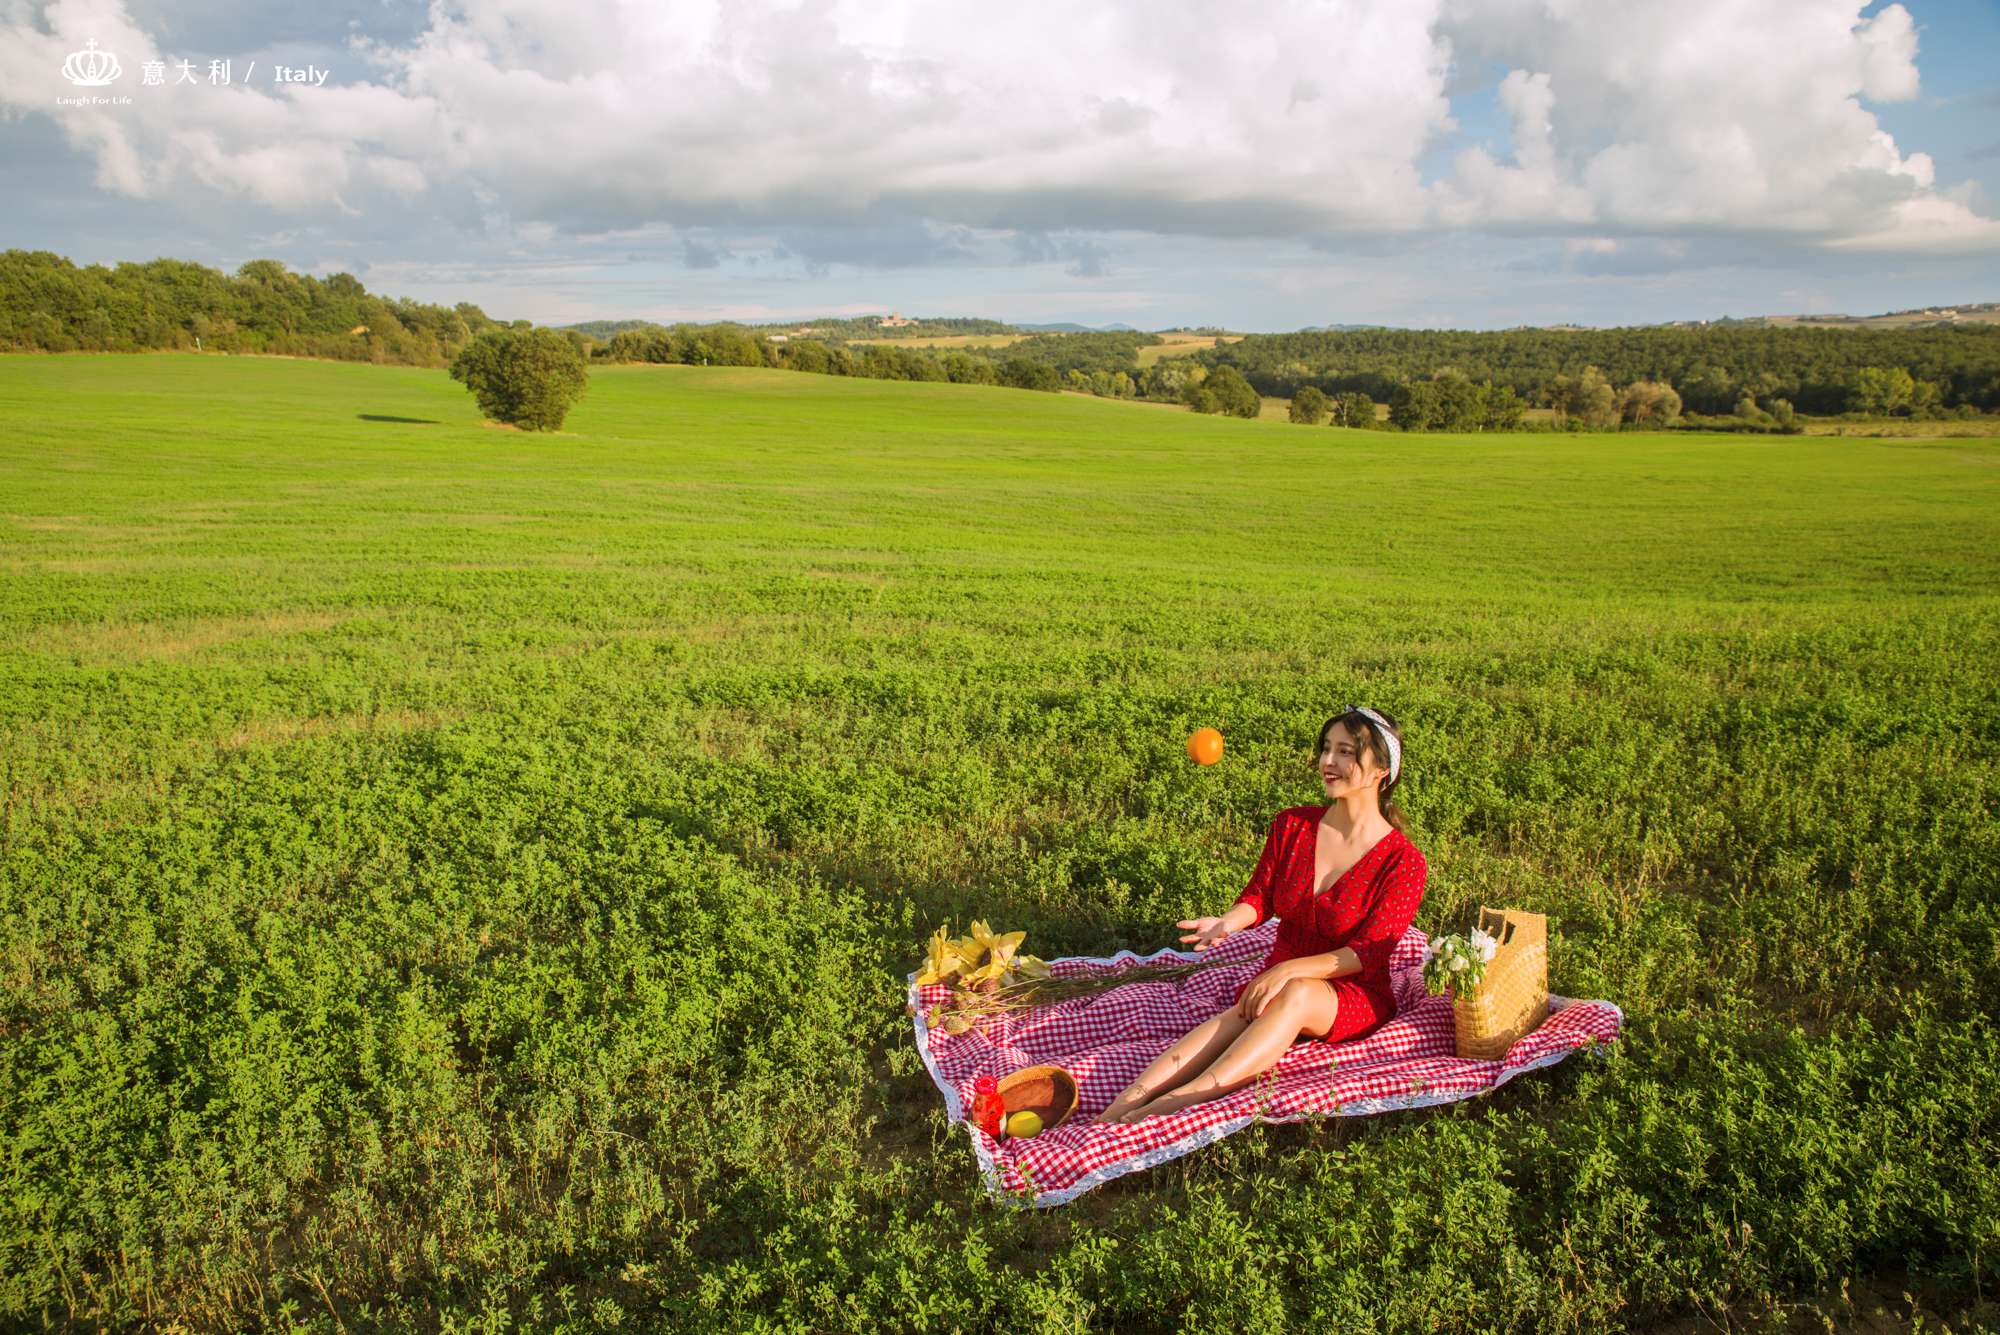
[449,327,591,430]
[602,322,1021,392]
[0,356,1996,1333]
[590,313,1016,347]
[0,249,500,364]
[760,329,1167,401]
[1000,357,1063,392]
[1622,379,1683,425]
[857,343,950,382]
[992,331,1165,378]
[1184,361,1264,413]
[1392,379,1471,431]
[773,314,1018,341]
[1388,378,1524,432]
[1180,372,1216,414]
[1194,325,2000,415]
[943,351,996,385]
[1217,369,1261,418]
[1481,382,1525,430]
[1330,390,1379,428]
[1846,365,1918,416]
[608,322,771,368]
[1288,385,1328,425]
[1550,366,1620,427]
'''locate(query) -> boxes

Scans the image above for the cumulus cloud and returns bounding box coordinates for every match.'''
[3,0,1996,260]
[1431,0,1999,251]
[2,0,443,214]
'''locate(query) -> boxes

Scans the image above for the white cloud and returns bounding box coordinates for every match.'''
[3,0,1995,259]
[2,0,443,214]
[1432,0,1997,250]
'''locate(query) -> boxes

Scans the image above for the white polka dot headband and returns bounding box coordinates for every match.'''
[1345,705,1401,784]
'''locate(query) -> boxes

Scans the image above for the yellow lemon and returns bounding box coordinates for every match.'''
[1006,1110,1044,1139]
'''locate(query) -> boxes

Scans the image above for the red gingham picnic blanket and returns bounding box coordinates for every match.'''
[910,923,1623,1206]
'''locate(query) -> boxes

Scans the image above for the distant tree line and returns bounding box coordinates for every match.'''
[596,323,1183,397]
[567,315,1017,343]
[598,322,1059,391]
[792,316,1018,341]
[596,323,1295,415]
[602,320,2000,426]
[1190,325,2000,420]
[0,251,506,366]
[1288,358,1985,434]
[17,247,1992,429]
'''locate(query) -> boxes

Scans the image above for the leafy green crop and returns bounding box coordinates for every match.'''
[0,355,1994,1333]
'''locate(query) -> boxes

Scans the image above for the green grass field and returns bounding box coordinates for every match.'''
[2,354,1996,1334]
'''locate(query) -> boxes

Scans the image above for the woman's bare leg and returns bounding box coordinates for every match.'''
[1093,1008,1249,1123]
[1122,980,1339,1121]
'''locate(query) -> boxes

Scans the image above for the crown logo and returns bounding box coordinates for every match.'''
[61,39,123,86]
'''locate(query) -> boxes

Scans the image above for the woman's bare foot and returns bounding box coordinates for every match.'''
[1116,1086,1209,1122]
[1094,1084,1154,1124]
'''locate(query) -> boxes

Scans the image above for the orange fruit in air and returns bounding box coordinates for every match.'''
[1187,728,1224,766]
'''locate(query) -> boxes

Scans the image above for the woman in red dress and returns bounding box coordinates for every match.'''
[1096,706,1425,1123]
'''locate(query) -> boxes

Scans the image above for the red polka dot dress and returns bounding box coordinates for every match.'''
[1232,806,1428,1045]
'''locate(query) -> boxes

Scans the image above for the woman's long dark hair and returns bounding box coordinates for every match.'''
[1317,708,1407,831]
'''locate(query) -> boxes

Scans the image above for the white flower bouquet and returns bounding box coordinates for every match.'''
[1422,926,1500,1002]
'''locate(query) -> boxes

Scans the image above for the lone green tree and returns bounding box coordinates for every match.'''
[450,327,590,431]
[1199,365,1262,418]
[1288,385,1328,424]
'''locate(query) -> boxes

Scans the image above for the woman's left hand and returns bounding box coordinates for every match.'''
[1236,963,1297,1022]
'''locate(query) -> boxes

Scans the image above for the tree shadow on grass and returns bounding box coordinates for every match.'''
[358,414,443,424]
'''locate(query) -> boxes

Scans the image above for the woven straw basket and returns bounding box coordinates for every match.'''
[996,1065,1078,1131]
[1453,907,1550,1060]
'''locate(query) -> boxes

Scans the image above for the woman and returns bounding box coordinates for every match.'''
[1096,706,1425,1124]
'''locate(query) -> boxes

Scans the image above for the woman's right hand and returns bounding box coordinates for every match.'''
[1178,917,1233,952]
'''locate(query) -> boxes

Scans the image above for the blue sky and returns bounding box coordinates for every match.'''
[4,0,1996,330]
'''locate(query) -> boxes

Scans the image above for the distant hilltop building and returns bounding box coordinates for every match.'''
[878,312,917,328]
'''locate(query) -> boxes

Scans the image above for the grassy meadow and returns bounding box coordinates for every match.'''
[1,354,1996,1334]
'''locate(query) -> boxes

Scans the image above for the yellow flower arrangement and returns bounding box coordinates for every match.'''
[913,928,968,986]
[912,922,1227,1029]
[913,921,1053,988]
[961,920,1026,985]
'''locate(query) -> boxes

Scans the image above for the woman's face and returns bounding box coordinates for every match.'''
[1319,721,1388,801]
